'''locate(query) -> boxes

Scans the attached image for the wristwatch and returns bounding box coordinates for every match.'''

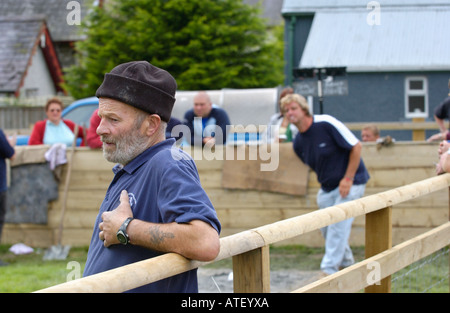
[116,217,134,245]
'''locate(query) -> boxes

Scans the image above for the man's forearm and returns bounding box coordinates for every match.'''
[344,142,362,179]
[127,219,220,262]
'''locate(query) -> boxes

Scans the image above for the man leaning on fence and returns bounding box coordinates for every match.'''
[283,93,370,276]
[82,61,221,293]
[0,129,15,266]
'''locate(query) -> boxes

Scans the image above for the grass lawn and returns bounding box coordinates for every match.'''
[0,245,88,293]
[0,244,447,293]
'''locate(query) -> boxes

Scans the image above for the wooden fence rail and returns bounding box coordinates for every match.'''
[295,222,450,293]
[36,174,450,293]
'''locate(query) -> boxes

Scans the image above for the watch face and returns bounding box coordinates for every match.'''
[117,231,127,244]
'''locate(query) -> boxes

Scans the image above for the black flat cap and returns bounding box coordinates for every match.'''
[96,61,177,122]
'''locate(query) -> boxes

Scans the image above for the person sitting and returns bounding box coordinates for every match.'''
[361,124,380,142]
[28,98,84,146]
[86,108,102,149]
[263,87,298,143]
[183,91,230,146]
[166,116,183,141]
[436,140,450,175]
[427,81,450,142]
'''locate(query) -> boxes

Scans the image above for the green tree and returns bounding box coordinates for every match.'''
[64,0,284,98]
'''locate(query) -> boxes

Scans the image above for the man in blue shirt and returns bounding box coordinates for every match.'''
[183,91,230,146]
[0,129,15,266]
[282,94,369,275]
[427,95,450,142]
[83,61,221,292]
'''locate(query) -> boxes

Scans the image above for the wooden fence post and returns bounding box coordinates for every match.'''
[232,245,270,293]
[365,206,392,293]
[412,118,425,141]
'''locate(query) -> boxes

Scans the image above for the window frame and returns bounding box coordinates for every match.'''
[405,76,428,119]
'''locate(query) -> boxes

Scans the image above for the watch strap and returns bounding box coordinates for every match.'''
[121,217,134,231]
[118,217,134,244]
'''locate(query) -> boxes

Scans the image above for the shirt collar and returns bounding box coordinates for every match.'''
[112,138,176,175]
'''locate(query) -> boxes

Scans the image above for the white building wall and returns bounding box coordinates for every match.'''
[19,46,56,100]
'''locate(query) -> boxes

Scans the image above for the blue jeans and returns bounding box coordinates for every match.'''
[316,184,366,274]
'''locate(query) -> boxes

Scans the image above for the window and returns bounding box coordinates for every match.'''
[62,103,98,127]
[405,77,428,118]
[25,88,38,98]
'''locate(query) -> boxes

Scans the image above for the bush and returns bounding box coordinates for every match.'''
[64,0,284,98]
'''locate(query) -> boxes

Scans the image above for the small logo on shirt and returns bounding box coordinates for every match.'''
[319,142,327,148]
[128,193,137,208]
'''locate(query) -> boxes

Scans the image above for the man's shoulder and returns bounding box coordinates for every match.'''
[184,108,195,120]
[150,141,195,166]
[313,114,340,125]
[442,96,450,106]
[210,107,230,123]
[211,106,228,115]
[163,146,194,163]
[313,114,358,146]
[313,115,349,132]
[146,145,199,183]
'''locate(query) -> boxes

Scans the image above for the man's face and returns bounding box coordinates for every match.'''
[96,98,149,165]
[284,101,305,125]
[193,94,212,117]
[361,129,378,142]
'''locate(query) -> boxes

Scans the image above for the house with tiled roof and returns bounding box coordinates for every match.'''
[0,0,94,103]
[0,16,64,100]
[0,0,94,69]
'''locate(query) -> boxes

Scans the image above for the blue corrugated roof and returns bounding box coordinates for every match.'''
[282,0,450,14]
[290,2,450,71]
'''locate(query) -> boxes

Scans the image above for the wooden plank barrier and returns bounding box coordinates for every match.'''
[4,142,447,248]
[293,222,450,293]
[36,173,450,293]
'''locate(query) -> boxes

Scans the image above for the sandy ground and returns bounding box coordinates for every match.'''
[198,268,323,293]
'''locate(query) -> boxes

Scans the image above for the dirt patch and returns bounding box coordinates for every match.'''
[198,268,323,293]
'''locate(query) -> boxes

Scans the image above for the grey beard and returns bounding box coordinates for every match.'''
[102,131,149,165]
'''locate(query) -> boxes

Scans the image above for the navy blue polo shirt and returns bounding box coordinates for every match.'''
[83,138,221,293]
[0,129,14,192]
[434,97,450,121]
[293,115,369,192]
[184,107,231,145]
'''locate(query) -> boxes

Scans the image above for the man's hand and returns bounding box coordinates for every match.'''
[99,190,133,247]
[203,136,216,146]
[438,140,450,156]
[339,177,353,198]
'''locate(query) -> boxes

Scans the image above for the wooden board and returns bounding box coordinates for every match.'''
[221,143,309,196]
[3,141,449,248]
